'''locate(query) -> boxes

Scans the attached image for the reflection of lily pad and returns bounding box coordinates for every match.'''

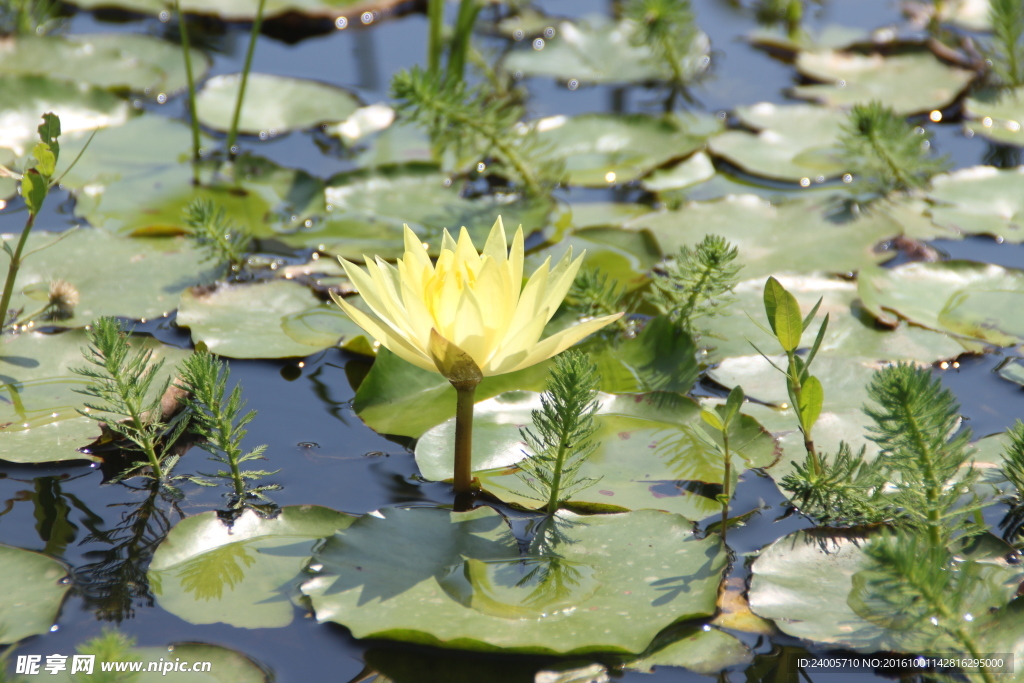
[703,274,966,363]
[927,166,1024,242]
[502,15,710,85]
[415,390,777,520]
[0,544,70,644]
[0,75,129,155]
[707,103,846,182]
[792,50,974,115]
[177,280,363,359]
[535,113,721,187]
[0,34,210,95]
[195,73,360,135]
[625,195,898,279]
[859,261,1024,346]
[302,507,727,654]
[8,230,213,329]
[149,506,354,629]
[0,330,190,464]
[963,88,1024,146]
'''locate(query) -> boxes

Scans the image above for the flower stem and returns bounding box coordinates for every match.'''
[226,0,266,162]
[452,380,477,494]
[0,211,36,332]
[175,0,202,185]
[721,429,731,544]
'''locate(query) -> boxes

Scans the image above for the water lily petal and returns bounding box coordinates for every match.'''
[440,228,458,254]
[505,313,624,374]
[539,251,587,322]
[508,225,525,292]
[329,291,436,372]
[482,216,507,263]
[452,285,489,366]
[504,257,550,340]
[337,257,401,329]
[486,306,550,375]
[428,328,483,384]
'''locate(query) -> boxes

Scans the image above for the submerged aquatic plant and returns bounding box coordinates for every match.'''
[516,350,602,514]
[697,385,744,542]
[183,199,252,273]
[987,0,1024,88]
[331,217,622,493]
[565,268,629,334]
[623,0,700,99]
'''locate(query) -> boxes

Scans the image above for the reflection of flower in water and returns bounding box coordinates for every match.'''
[176,542,256,601]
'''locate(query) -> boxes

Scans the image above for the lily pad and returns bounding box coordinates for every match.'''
[523,226,661,291]
[792,50,975,115]
[748,25,874,53]
[859,261,1024,346]
[502,15,710,86]
[624,195,899,280]
[0,544,70,644]
[641,151,716,192]
[63,0,407,22]
[626,627,752,676]
[0,330,191,464]
[177,280,364,359]
[997,358,1024,387]
[0,75,129,156]
[749,529,1022,653]
[963,88,1024,146]
[927,166,1024,242]
[535,113,721,187]
[415,390,777,520]
[195,73,360,135]
[354,315,698,439]
[0,34,211,95]
[148,505,354,629]
[702,274,966,363]
[707,103,847,183]
[6,230,213,329]
[302,507,727,654]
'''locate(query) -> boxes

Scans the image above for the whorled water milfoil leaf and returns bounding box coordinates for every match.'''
[0,330,191,464]
[791,50,975,115]
[502,14,710,85]
[415,390,777,519]
[148,506,354,629]
[0,545,70,644]
[302,507,727,653]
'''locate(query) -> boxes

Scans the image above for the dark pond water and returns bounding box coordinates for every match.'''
[2,0,1024,681]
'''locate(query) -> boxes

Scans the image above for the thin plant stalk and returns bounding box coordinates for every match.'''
[452,381,477,494]
[0,212,36,330]
[427,0,444,78]
[720,428,731,543]
[175,0,203,184]
[446,0,482,85]
[786,349,820,475]
[226,0,267,162]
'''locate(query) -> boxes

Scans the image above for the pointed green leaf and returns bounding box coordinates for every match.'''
[31,142,55,178]
[20,169,47,215]
[798,375,824,432]
[802,296,823,332]
[701,409,725,432]
[37,112,60,159]
[724,385,744,426]
[763,277,803,351]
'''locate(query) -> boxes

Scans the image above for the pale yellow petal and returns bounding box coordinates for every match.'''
[503,313,623,374]
[538,250,587,322]
[400,279,435,348]
[485,306,549,376]
[365,257,414,338]
[452,285,489,367]
[440,228,458,254]
[337,256,402,330]
[482,216,507,263]
[453,227,481,272]
[329,291,437,373]
[508,225,524,293]
[402,224,433,278]
[502,257,549,342]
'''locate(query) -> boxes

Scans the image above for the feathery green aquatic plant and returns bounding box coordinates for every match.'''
[987,0,1024,87]
[183,199,252,273]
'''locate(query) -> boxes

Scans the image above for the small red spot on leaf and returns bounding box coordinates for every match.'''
[619,432,631,440]
[599,490,615,496]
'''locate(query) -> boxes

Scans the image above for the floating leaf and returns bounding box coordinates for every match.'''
[0,34,210,95]
[523,226,661,291]
[61,0,408,21]
[302,507,727,654]
[626,627,752,676]
[195,73,360,135]
[414,390,777,519]
[963,87,1024,146]
[177,280,362,359]
[859,260,1024,346]
[533,113,721,187]
[625,195,899,280]
[148,506,354,629]
[707,103,846,182]
[0,330,191,464]
[0,545,69,644]
[502,15,710,85]
[927,166,1024,242]
[640,151,716,192]
[792,50,975,115]
[747,25,873,53]
[0,75,129,156]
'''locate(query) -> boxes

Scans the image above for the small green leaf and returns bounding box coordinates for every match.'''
[724,386,744,426]
[701,409,725,432]
[37,112,60,160]
[31,142,55,178]
[802,296,823,332]
[763,277,803,352]
[798,375,824,432]
[2,241,13,259]
[21,169,47,214]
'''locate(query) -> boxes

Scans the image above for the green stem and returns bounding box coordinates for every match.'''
[441,105,541,194]
[175,0,203,185]
[446,0,481,86]
[115,370,163,479]
[720,430,731,543]
[427,0,444,79]
[546,437,570,516]
[0,211,36,333]
[453,382,477,495]
[866,127,913,193]
[898,392,943,548]
[786,350,820,476]
[226,0,267,162]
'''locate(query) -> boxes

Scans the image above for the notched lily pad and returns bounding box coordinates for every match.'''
[195,73,360,135]
[0,544,70,644]
[792,50,974,114]
[502,15,710,86]
[302,507,727,654]
[148,505,354,629]
[927,166,1024,242]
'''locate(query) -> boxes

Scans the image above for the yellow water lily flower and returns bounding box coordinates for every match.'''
[330,217,622,381]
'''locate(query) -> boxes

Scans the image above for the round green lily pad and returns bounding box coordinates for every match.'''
[792,50,975,115]
[641,151,716,192]
[963,87,1024,146]
[707,103,847,183]
[302,507,727,654]
[415,390,777,520]
[62,0,407,21]
[195,73,360,135]
[0,329,191,464]
[927,166,1024,242]
[148,505,354,629]
[0,544,70,644]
